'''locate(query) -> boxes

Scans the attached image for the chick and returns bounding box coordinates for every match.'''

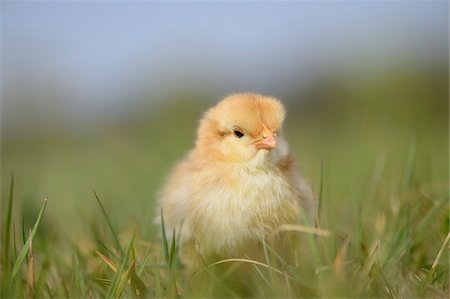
[156,93,316,271]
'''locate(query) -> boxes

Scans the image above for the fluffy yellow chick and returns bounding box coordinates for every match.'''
[156,93,316,271]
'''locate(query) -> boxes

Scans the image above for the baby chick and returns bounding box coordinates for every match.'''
[156,93,316,271]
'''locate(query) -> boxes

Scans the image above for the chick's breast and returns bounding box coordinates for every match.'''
[191,164,299,254]
[158,153,305,269]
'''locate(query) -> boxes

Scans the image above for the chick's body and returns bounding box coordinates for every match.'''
[157,93,315,270]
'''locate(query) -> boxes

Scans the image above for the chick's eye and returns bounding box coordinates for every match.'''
[233,130,244,138]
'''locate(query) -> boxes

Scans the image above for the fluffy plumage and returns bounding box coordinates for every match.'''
[156,93,316,270]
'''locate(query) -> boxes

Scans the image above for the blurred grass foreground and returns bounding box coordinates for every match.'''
[1,64,448,297]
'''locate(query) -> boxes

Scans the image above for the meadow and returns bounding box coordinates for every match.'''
[1,69,448,298]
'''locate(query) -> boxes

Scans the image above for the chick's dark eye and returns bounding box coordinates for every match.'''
[233,130,244,138]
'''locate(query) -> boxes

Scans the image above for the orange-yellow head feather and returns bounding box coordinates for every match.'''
[196,93,286,162]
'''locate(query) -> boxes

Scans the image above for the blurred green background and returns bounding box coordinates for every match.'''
[1,0,448,258]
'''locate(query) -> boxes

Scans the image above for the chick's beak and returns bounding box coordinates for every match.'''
[255,134,277,150]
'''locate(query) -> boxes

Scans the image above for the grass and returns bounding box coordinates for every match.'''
[1,72,448,297]
[1,139,447,297]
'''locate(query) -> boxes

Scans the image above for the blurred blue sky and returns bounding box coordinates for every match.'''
[1,1,448,134]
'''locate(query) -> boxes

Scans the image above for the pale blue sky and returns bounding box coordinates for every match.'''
[2,1,448,131]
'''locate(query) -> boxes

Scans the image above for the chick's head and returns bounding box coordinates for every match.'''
[196,93,286,163]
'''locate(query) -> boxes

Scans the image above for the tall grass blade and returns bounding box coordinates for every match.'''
[278,224,332,237]
[106,231,136,299]
[261,240,309,286]
[130,261,148,297]
[114,260,135,298]
[425,231,450,288]
[160,222,179,296]
[363,240,380,274]
[93,191,124,256]
[97,250,118,273]
[200,265,240,299]
[168,229,177,271]
[153,268,162,298]
[137,246,153,276]
[26,230,35,298]
[251,262,271,289]
[333,236,350,275]
[262,239,275,286]
[2,174,15,274]
[12,221,17,262]
[97,240,120,261]
[160,209,169,264]
[205,258,292,279]
[21,217,26,251]
[74,253,86,298]
[318,161,324,222]
[12,197,47,279]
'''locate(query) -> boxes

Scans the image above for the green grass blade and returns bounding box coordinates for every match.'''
[114,261,134,298]
[95,239,121,264]
[422,231,450,291]
[12,221,17,262]
[12,197,47,279]
[2,174,15,273]
[318,161,324,221]
[261,240,308,285]
[73,252,87,297]
[21,218,27,266]
[160,209,169,264]
[93,191,124,256]
[106,231,136,299]
[137,246,153,276]
[252,262,271,289]
[262,239,276,287]
[168,229,177,271]
[21,217,26,248]
[130,261,148,297]
[153,268,162,298]
[200,264,240,298]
